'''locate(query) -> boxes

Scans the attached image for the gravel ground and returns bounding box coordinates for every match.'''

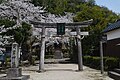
[0,59,113,80]
[21,64,113,80]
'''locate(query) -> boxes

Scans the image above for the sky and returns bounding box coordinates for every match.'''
[95,0,120,13]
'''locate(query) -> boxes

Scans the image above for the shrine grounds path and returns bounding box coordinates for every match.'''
[0,59,113,80]
[21,59,112,80]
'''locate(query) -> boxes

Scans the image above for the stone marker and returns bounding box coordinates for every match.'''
[54,50,63,59]
[0,42,30,80]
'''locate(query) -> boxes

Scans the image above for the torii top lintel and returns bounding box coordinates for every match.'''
[30,19,93,28]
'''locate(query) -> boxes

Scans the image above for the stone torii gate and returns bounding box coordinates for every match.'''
[30,19,93,72]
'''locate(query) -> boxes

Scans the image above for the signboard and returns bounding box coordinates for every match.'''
[81,32,89,36]
[70,32,77,36]
[70,32,89,36]
[57,23,65,35]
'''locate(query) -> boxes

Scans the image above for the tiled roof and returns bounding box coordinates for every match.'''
[103,21,120,33]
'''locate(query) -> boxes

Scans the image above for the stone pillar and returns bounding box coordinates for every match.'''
[0,42,30,80]
[100,41,104,74]
[76,27,83,71]
[11,42,19,68]
[39,27,46,72]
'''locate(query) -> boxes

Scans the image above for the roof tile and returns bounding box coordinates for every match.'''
[103,21,120,33]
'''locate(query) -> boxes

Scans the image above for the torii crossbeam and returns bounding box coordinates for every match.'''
[30,19,93,28]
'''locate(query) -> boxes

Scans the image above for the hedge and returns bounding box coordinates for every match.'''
[45,55,54,59]
[83,56,120,70]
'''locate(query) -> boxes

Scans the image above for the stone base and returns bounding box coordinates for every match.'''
[37,70,45,73]
[0,68,30,80]
[7,68,22,77]
[0,75,30,80]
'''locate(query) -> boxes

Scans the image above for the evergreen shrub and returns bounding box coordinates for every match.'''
[83,56,120,70]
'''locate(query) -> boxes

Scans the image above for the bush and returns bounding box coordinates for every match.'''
[83,56,100,69]
[45,55,54,59]
[83,56,120,70]
[31,56,37,65]
[105,57,119,70]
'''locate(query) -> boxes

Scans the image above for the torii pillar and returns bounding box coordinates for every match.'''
[76,27,83,71]
[39,27,46,72]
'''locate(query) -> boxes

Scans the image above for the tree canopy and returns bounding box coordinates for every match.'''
[0,19,32,45]
[31,0,93,15]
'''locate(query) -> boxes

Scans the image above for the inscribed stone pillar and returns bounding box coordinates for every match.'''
[11,42,19,68]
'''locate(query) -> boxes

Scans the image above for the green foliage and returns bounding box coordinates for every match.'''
[105,57,119,70]
[74,4,119,55]
[0,19,31,45]
[46,0,68,15]
[69,37,78,62]
[45,55,54,59]
[0,0,5,4]
[13,22,31,45]
[83,56,120,70]
[0,19,33,64]
[31,0,87,15]
[0,19,16,28]
[31,0,43,6]
[83,56,100,69]
[87,0,95,6]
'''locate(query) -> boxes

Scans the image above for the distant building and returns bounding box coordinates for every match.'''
[103,20,120,57]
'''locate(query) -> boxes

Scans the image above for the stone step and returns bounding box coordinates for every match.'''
[108,71,120,80]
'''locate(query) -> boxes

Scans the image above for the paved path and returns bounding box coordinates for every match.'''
[21,64,113,80]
